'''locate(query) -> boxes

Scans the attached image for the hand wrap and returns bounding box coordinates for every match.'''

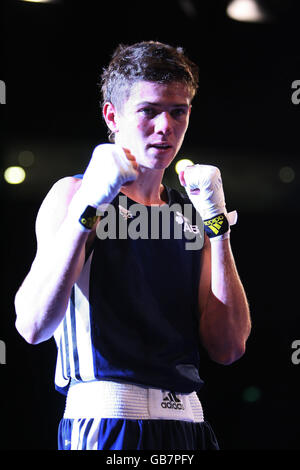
[179,164,237,241]
[69,144,138,230]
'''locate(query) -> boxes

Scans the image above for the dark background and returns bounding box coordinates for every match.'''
[0,0,299,450]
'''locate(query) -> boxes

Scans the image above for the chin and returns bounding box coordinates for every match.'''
[142,150,176,170]
[142,158,172,171]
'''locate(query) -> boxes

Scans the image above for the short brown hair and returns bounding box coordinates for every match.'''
[100,41,199,141]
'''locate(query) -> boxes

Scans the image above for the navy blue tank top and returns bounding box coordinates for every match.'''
[54,184,205,395]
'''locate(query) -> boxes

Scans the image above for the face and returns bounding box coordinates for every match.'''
[104,80,192,170]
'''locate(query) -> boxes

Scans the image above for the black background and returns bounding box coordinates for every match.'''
[0,0,299,451]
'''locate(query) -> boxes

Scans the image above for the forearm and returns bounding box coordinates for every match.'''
[200,238,251,364]
[15,215,89,344]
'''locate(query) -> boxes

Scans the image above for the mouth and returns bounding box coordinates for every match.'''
[148,143,172,151]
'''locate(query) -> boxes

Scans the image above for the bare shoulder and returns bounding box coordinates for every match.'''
[43,175,82,201]
[35,176,82,246]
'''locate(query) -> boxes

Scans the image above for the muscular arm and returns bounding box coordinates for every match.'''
[14,144,138,345]
[198,235,251,365]
[14,177,94,344]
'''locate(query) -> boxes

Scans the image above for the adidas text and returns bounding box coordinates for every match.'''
[161,392,185,410]
[161,401,185,410]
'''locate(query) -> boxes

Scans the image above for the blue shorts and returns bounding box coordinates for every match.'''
[58,418,219,450]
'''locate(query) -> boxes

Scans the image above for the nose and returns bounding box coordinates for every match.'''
[154,111,172,135]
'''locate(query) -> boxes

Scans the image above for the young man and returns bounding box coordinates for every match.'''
[14,41,251,450]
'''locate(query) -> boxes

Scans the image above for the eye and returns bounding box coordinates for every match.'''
[139,107,157,118]
[139,106,157,119]
[171,108,187,119]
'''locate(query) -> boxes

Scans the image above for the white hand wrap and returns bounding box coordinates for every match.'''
[68,143,138,229]
[180,164,237,241]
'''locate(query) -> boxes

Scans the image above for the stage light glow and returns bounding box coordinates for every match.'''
[279,166,295,184]
[20,0,57,3]
[178,0,197,19]
[175,159,194,175]
[242,386,261,403]
[4,166,26,185]
[18,150,35,167]
[226,0,270,23]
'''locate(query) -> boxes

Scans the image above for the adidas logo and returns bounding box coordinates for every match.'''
[161,392,185,410]
[204,214,226,235]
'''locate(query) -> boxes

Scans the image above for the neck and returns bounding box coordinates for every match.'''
[120,165,167,206]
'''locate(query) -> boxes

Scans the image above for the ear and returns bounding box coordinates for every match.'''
[102,102,119,134]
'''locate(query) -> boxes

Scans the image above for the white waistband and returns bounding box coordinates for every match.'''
[64,380,204,423]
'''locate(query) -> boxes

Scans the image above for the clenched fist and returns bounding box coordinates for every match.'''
[81,144,139,208]
[179,164,227,220]
[179,164,237,240]
[69,143,139,218]
[67,143,139,230]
